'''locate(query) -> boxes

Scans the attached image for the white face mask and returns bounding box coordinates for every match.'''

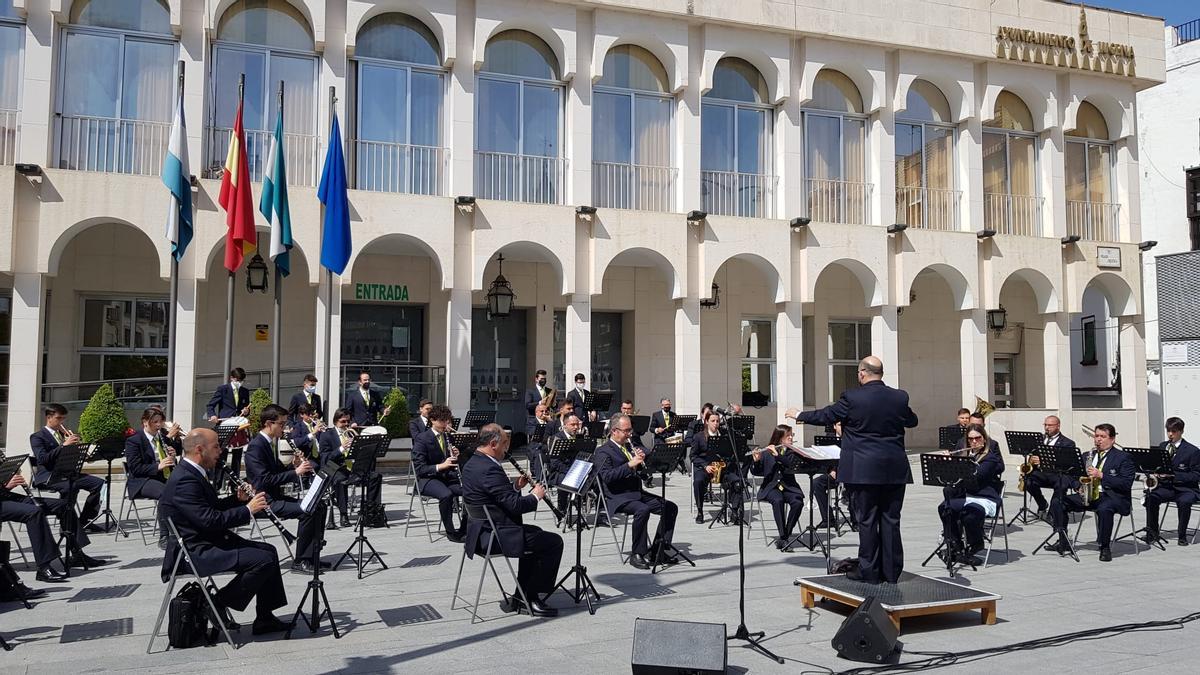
[231,380,242,390]
[305,384,317,394]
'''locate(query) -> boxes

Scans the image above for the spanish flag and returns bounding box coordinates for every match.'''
[218,92,257,273]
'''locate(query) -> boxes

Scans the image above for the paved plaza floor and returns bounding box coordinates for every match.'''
[3,455,1200,674]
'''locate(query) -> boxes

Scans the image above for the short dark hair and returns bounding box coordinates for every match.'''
[141,407,165,423]
[622,399,634,406]
[429,404,453,423]
[574,372,586,382]
[418,398,433,408]
[303,373,318,384]
[1094,423,1117,438]
[260,404,288,425]
[230,367,246,380]
[295,403,314,416]
[359,369,371,377]
[964,423,990,444]
[535,369,547,377]
[1166,417,1186,434]
[701,402,714,413]
[332,407,352,424]
[969,412,985,421]
[43,403,67,418]
[957,408,971,416]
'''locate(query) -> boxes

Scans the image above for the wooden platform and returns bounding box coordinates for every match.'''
[797,571,1000,633]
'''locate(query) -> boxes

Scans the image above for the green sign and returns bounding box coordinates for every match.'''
[355,283,410,302]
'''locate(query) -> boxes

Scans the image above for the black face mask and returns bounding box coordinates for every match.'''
[662,406,672,413]
[536,378,547,386]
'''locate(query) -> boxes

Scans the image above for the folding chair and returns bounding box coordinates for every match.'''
[404,460,442,542]
[1154,501,1200,544]
[450,503,533,624]
[147,518,237,653]
[117,462,159,546]
[1072,506,1142,555]
[981,483,1011,567]
[587,488,629,563]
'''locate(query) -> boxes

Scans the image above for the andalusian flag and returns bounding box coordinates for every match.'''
[259,105,292,276]
[218,91,256,273]
[162,84,192,261]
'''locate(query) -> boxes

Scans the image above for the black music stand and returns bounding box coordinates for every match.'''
[1030,445,1086,562]
[778,450,837,563]
[584,391,614,419]
[729,415,755,441]
[938,425,965,452]
[646,443,686,503]
[585,420,607,439]
[333,434,389,578]
[1119,447,1170,550]
[919,453,981,576]
[546,437,595,529]
[549,458,602,615]
[1005,431,1045,526]
[287,464,342,639]
[450,432,479,453]
[813,436,854,535]
[630,415,651,437]
[461,410,495,429]
[451,416,462,431]
[703,436,742,527]
[88,438,127,534]
[214,424,246,491]
[48,444,89,576]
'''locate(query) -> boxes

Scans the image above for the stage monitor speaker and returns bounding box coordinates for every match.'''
[831,596,899,663]
[630,618,726,674]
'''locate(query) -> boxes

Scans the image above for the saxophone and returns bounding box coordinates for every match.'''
[710,461,727,484]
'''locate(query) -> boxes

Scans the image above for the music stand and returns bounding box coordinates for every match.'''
[546,437,595,527]
[703,436,741,527]
[1030,445,1086,562]
[585,421,607,439]
[333,434,389,578]
[728,415,755,441]
[646,443,687,503]
[461,410,495,430]
[670,415,697,437]
[810,436,853,534]
[1119,447,1171,550]
[451,416,462,431]
[549,458,602,615]
[287,464,341,640]
[919,453,981,575]
[584,391,614,418]
[214,424,247,491]
[88,438,127,534]
[1004,431,1045,526]
[630,415,651,437]
[450,432,479,453]
[48,444,89,576]
[777,450,837,563]
[938,425,965,452]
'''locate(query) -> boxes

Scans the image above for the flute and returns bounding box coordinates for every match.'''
[224,463,297,545]
[506,456,565,523]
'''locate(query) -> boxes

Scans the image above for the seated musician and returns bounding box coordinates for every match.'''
[524,402,554,482]
[650,398,674,445]
[1143,417,1199,546]
[30,403,106,533]
[2,469,103,582]
[412,404,466,543]
[546,399,575,438]
[953,413,999,453]
[1021,415,1076,518]
[684,403,713,445]
[289,404,324,460]
[316,408,360,528]
[812,421,853,529]
[409,399,433,440]
[751,424,805,552]
[953,408,971,435]
[461,423,563,617]
[690,411,743,524]
[1045,423,1134,562]
[159,428,290,635]
[549,413,587,517]
[594,413,679,570]
[937,423,1004,566]
[244,404,326,571]
[124,406,182,545]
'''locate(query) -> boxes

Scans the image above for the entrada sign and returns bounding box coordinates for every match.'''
[996,7,1135,76]
[355,283,410,302]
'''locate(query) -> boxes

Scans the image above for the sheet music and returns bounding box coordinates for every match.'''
[561,459,593,492]
[300,474,326,513]
[798,445,841,460]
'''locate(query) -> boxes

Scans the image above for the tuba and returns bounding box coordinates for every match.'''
[540,386,557,411]
[974,396,997,418]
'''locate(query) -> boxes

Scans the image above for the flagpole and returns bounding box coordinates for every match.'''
[223,73,244,385]
[270,80,284,403]
[166,59,185,420]
[322,85,336,410]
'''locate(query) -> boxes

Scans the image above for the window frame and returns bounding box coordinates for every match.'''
[592,82,674,169]
[894,117,957,191]
[1080,314,1098,366]
[77,293,170,381]
[739,316,776,405]
[827,319,871,401]
[701,93,774,178]
[474,68,565,159]
[0,11,24,113]
[981,125,1040,199]
[1064,135,1115,205]
[207,38,319,135]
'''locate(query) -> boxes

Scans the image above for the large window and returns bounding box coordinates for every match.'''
[1065,102,1117,241]
[593,45,673,212]
[702,58,773,218]
[895,80,957,230]
[741,319,775,405]
[207,0,317,185]
[803,69,868,224]
[78,296,169,381]
[352,13,444,195]
[982,90,1039,236]
[55,0,174,175]
[0,1,21,164]
[476,30,564,204]
[828,320,871,400]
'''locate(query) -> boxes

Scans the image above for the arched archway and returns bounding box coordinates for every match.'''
[899,269,963,447]
[806,261,878,435]
[1070,273,1138,409]
[991,274,1053,409]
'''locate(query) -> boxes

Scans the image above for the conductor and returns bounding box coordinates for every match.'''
[786,356,917,584]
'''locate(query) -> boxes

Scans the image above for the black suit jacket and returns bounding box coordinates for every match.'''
[412,428,457,489]
[409,416,428,440]
[1163,439,1200,491]
[346,387,385,426]
[290,421,319,459]
[29,427,71,486]
[159,460,252,580]
[461,453,537,559]
[316,428,347,468]
[797,380,918,485]
[206,383,246,419]
[593,440,648,515]
[244,433,300,501]
[968,447,1006,504]
[1080,448,1135,516]
[650,410,676,442]
[750,448,803,499]
[524,386,551,417]
[566,387,590,419]
[690,433,723,472]
[124,431,181,495]
[287,391,323,425]
[1043,433,1076,449]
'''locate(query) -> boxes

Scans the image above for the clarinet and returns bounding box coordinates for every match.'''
[0,451,48,513]
[224,462,298,545]
[506,456,565,523]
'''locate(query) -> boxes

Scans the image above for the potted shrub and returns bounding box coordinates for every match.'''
[246,388,273,434]
[379,387,410,438]
[77,383,132,456]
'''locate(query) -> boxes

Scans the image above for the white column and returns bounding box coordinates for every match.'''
[1119,316,1149,444]
[445,288,473,412]
[448,4,477,197]
[5,273,44,460]
[17,9,53,164]
[959,309,989,406]
[314,274,344,412]
[776,301,804,414]
[569,11,593,206]
[565,293,591,385]
[172,278,199,426]
[1042,312,1072,413]
[678,26,703,213]
[674,297,702,413]
[961,117,984,231]
[1044,127,1066,238]
[872,305,900,387]
[813,310,831,406]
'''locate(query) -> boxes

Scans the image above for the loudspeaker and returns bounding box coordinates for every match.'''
[631,618,727,674]
[831,596,899,663]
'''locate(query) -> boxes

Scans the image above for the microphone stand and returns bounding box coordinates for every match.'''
[719,411,783,664]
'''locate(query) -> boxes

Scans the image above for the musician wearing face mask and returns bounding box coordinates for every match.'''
[244,404,326,571]
[650,398,674,444]
[30,403,107,533]
[690,411,743,524]
[1044,423,1134,562]
[1142,417,1200,547]
[937,424,1004,567]
[524,369,552,423]
[594,413,679,570]
[207,367,251,423]
[317,408,357,528]
[1020,415,1076,518]
[751,424,806,552]
[412,405,467,543]
[347,370,390,427]
[565,373,598,422]
[124,406,182,545]
[287,374,323,428]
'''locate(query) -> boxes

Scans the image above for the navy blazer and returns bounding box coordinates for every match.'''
[206,383,246,419]
[316,428,348,468]
[750,448,803,499]
[124,431,181,495]
[29,427,74,486]
[967,446,1005,504]
[593,440,648,515]
[461,453,537,559]
[649,410,676,440]
[690,433,724,472]
[412,428,458,489]
[287,391,323,426]
[244,433,300,501]
[159,460,252,581]
[1043,433,1076,449]
[684,417,705,445]
[566,387,590,419]
[346,387,385,426]
[1163,439,1200,491]
[524,386,551,416]
[409,416,429,440]
[797,380,918,485]
[290,421,319,459]
[1078,448,1135,516]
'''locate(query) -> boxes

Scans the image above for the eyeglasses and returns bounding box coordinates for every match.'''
[612,426,632,433]
[967,435,984,441]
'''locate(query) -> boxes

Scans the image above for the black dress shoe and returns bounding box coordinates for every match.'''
[1179,537,1190,547]
[695,513,704,524]
[446,532,466,544]
[14,583,47,600]
[76,554,108,567]
[340,515,351,528]
[628,554,650,570]
[251,614,292,635]
[508,595,558,617]
[845,567,867,582]
[776,543,794,553]
[35,567,68,583]
[290,560,332,573]
[1098,547,1112,562]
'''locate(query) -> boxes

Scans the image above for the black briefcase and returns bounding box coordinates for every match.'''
[168,582,216,649]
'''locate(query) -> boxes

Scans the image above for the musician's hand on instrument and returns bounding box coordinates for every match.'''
[296,459,314,476]
[208,415,219,423]
[531,483,547,500]
[382,405,392,418]
[830,469,837,480]
[158,457,175,470]
[515,474,529,490]
[1087,466,1101,479]
[247,492,269,514]
[167,423,182,439]
[705,464,716,475]
[1030,455,1040,466]
[654,426,664,434]
[438,457,457,472]
[589,411,597,422]
[5,474,21,490]
[240,406,250,416]
[751,448,762,462]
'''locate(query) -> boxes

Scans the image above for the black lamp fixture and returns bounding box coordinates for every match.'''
[887,223,908,235]
[455,195,476,207]
[700,282,721,309]
[486,254,515,319]
[1061,234,1081,245]
[987,305,1008,332]
[14,163,42,177]
[790,216,811,233]
[245,249,270,294]
[976,229,997,239]
[576,205,597,216]
[1138,240,1158,252]
[687,210,708,224]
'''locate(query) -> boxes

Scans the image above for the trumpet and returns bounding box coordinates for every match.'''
[224,462,297,545]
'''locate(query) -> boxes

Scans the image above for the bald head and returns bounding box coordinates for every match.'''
[477,423,510,459]
[858,356,884,382]
[183,428,222,469]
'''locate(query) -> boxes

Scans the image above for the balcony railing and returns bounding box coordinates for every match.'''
[895,185,960,231]
[984,192,1042,237]
[701,170,776,218]
[0,109,16,165]
[592,161,676,212]
[806,178,872,225]
[475,151,567,204]
[353,140,446,195]
[56,114,169,176]
[205,126,318,186]
[1067,200,1121,242]
[1177,18,1200,45]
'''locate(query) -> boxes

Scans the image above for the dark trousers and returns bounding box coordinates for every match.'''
[347,471,383,508]
[516,525,564,597]
[763,489,805,540]
[616,494,678,556]
[848,483,906,584]
[1022,470,1061,511]
[693,470,711,513]
[129,479,167,536]
[1,497,62,566]
[43,474,105,523]
[938,497,988,551]
[1144,486,1197,537]
[526,444,546,483]
[211,539,287,616]
[1050,492,1123,548]
[265,497,323,561]
[420,479,464,536]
